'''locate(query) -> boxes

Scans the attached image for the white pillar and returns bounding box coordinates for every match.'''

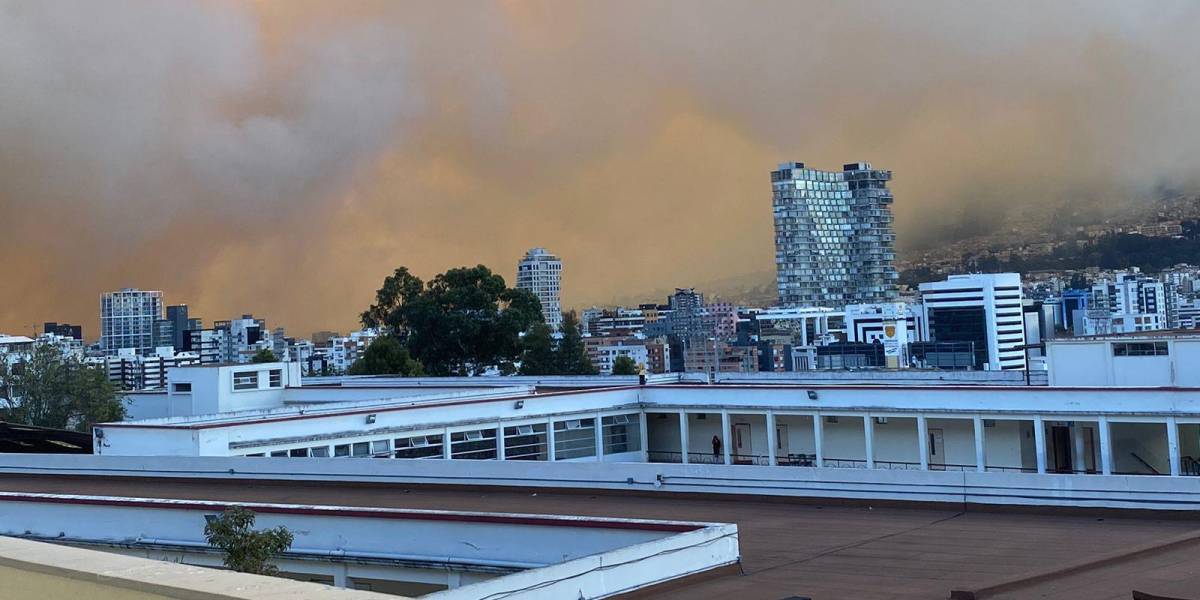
[334,564,349,588]
[442,427,451,460]
[973,416,986,473]
[1072,422,1087,473]
[863,415,875,469]
[721,410,731,465]
[917,416,929,470]
[547,418,556,461]
[639,413,649,462]
[766,412,778,466]
[594,412,604,462]
[680,412,690,464]
[496,422,506,461]
[1033,416,1047,474]
[1099,416,1113,475]
[1167,417,1181,477]
[813,414,824,468]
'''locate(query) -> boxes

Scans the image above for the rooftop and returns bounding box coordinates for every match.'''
[2,474,1196,600]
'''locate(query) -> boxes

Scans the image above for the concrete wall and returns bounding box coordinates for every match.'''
[1048,338,1200,387]
[7,454,1200,511]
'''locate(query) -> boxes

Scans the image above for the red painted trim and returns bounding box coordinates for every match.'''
[666,384,1200,393]
[101,386,643,431]
[0,492,701,533]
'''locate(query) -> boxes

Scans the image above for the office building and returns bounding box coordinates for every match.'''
[516,247,563,331]
[163,305,191,350]
[1082,271,1168,335]
[772,161,898,307]
[42,322,82,340]
[100,288,163,356]
[919,273,1026,370]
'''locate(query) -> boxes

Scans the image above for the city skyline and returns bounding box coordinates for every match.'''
[4,2,1200,337]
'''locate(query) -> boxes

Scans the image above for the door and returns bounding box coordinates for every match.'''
[1051,426,1073,473]
[928,428,945,470]
[734,423,752,464]
[1082,426,1097,473]
[775,423,789,462]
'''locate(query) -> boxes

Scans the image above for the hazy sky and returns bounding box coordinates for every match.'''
[2,1,1199,338]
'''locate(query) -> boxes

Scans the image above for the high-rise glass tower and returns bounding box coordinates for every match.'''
[516,248,563,331]
[100,288,164,356]
[772,161,898,307]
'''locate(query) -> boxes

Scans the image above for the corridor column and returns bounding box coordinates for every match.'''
[863,415,875,469]
[721,410,731,465]
[1167,417,1181,477]
[639,413,649,462]
[917,416,929,470]
[547,418,556,461]
[496,422,506,461]
[1072,423,1087,473]
[1033,416,1047,474]
[766,412,778,466]
[595,412,604,462]
[973,416,986,473]
[679,411,690,464]
[1098,416,1113,475]
[813,414,824,468]
[443,427,452,459]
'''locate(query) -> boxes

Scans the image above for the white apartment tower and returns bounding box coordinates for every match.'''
[1087,272,1167,334]
[919,273,1027,371]
[517,247,563,331]
[100,288,164,356]
[772,161,898,307]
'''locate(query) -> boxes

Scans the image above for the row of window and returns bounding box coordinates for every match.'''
[243,415,643,460]
[1112,342,1169,357]
[232,369,283,391]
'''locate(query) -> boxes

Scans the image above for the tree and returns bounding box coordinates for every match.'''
[1,344,125,432]
[611,355,640,376]
[250,348,277,363]
[347,336,423,376]
[518,323,557,375]
[360,265,544,375]
[556,311,598,375]
[204,506,293,576]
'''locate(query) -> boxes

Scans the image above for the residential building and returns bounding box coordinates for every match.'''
[919,273,1026,371]
[328,329,379,372]
[516,247,563,331]
[100,288,163,356]
[772,161,897,307]
[1082,271,1168,335]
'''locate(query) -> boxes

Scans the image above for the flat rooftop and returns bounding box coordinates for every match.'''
[2,475,1198,599]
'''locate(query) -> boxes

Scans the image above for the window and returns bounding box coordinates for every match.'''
[371,440,390,457]
[352,442,371,457]
[334,444,350,457]
[450,428,498,460]
[270,450,287,457]
[268,369,283,388]
[289,448,307,458]
[503,423,548,461]
[172,383,192,393]
[232,371,258,391]
[309,446,330,458]
[553,418,596,460]
[1113,342,1169,357]
[394,434,444,459]
[602,414,641,455]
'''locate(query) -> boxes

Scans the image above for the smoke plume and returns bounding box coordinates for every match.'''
[2,1,1198,337]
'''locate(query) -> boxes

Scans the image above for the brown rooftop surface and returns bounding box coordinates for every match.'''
[2,475,1199,600]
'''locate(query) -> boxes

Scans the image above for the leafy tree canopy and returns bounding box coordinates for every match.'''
[611,355,640,375]
[518,322,557,375]
[556,311,598,375]
[347,336,423,376]
[361,265,544,375]
[1,344,125,432]
[250,348,277,363]
[204,506,294,576]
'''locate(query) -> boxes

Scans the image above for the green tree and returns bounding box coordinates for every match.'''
[518,322,557,375]
[556,311,598,375]
[360,265,544,375]
[204,506,294,576]
[611,355,640,376]
[347,336,423,376]
[0,344,125,432]
[250,348,277,363]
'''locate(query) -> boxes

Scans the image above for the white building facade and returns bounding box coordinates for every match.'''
[516,247,563,331]
[919,273,1026,371]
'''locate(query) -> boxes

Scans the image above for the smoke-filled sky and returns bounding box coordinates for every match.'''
[3,1,1199,338]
